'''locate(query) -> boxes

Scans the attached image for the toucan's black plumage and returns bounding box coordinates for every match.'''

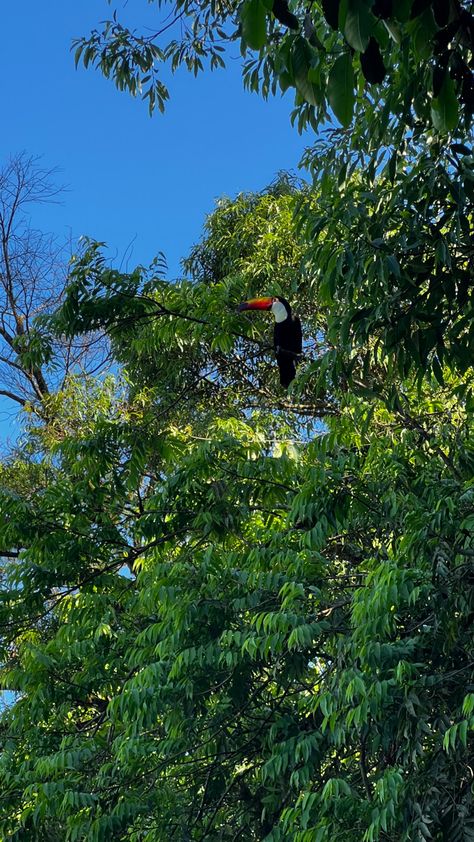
[237,295,302,387]
[273,297,302,387]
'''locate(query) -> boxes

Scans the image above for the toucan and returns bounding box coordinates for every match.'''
[237,296,302,387]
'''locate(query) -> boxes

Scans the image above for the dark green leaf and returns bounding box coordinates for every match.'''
[344,0,373,52]
[241,0,267,50]
[431,72,459,133]
[360,37,386,84]
[327,53,355,127]
[291,37,320,106]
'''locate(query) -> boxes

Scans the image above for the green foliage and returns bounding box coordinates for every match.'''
[74,0,474,139]
[431,71,460,133]
[72,1,474,390]
[298,132,474,387]
[0,180,473,840]
[241,0,268,50]
[0,2,473,837]
[327,52,355,127]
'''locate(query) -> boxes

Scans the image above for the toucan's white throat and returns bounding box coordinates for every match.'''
[271,300,288,323]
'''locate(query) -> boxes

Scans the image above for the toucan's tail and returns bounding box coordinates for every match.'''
[277,352,296,387]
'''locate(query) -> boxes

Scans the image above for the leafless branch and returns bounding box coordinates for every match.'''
[0,153,110,409]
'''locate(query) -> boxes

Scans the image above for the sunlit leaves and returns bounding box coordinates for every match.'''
[73,29,170,114]
[72,0,473,156]
[298,134,474,385]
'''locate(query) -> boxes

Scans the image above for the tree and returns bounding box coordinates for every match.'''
[0,0,473,839]
[0,182,473,841]
[74,1,473,386]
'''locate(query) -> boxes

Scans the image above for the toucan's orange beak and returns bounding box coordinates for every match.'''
[237,297,274,312]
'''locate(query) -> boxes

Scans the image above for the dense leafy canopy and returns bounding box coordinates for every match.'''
[0,181,473,841]
[298,132,474,391]
[0,0,473,840]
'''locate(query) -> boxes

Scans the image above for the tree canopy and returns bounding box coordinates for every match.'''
[74,0,474,385]
[0,179,473,840]
[0,1,473,840]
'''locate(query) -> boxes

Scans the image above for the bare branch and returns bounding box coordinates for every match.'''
[0,153,109,409]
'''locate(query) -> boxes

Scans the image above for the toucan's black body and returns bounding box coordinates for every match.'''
[273,298,302,387]
[237,295,302,387]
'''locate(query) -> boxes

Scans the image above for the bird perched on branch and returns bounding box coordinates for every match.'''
[237,296,302,387]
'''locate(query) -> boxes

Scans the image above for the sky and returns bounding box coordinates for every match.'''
[0,0,315,440]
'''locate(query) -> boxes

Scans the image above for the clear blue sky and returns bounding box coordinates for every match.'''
[1,0,311,278]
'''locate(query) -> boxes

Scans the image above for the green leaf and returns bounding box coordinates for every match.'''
[291,36,320,106]
[278,70,293,92]
[458,719,468,748]
[460,514,474,531]
[386,254,400,278]
[344,0,373,52]
[410,9,438,60]
[462,694,474,716]
[338,0,349,28]
[241,0,267,50]
[328,53,355,127]
[431,73,459,133]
